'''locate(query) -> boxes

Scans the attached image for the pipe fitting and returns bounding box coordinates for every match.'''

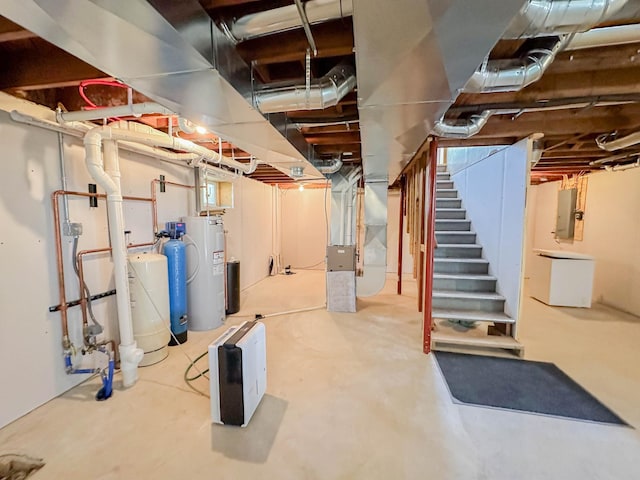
[119,343,144,388]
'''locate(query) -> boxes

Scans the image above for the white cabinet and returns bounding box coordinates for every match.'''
[529,250,595,308]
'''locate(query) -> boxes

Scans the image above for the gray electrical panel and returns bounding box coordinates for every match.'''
[556,188,577,240]
[326,245,356,272]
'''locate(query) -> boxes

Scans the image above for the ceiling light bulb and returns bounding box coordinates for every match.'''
[299,184,305,192]
[195,125,207,134]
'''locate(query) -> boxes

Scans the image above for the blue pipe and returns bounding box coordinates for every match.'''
[97,354,115,401]
[64,349,114,400]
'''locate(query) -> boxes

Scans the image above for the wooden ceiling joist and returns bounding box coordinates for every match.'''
[0,40,104,90]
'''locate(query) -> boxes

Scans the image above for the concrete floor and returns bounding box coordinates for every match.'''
[1,270,640,479]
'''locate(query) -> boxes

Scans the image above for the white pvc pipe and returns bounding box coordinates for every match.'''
[97,124,257,174]
[58,102,173,123]
[10,111,230,178]
[85,134,144,387]
[605,159,640,171]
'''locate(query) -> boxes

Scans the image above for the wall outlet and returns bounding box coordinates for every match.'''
[63,222,83,237]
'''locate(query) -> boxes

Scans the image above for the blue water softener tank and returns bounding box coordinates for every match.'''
[163,222,188,345]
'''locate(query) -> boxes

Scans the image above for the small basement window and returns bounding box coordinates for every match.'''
[201,179,234,211]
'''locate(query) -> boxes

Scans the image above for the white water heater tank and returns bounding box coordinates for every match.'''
[128,253,171,366]
[184,215,225,331]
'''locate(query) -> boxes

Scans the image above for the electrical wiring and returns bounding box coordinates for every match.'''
[182,303,326,397]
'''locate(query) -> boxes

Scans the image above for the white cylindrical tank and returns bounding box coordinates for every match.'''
[128,253,171,366]
[184,215,225,331]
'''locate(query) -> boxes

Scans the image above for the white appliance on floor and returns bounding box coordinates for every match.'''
[183,215,225,331]
[530,249,595,307]
[209,321,267,427]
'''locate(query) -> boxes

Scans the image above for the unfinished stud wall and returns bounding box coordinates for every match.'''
[386,190,414,275]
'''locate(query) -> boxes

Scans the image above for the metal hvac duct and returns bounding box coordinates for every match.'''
[596,130,640,151]
[463,36,569,93]
[432,111,494,139]
[504,0,629,38]
[315,156,344,174]
[255,62,356,113]
[220,0,353,42]
[433,98,632,138]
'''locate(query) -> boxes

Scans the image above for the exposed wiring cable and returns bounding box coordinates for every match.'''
[289,259,326,270]
[184,351,209,382]
[184,303,326,396]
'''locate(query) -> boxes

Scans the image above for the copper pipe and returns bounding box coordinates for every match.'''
[52,188,152,348]
[52,189,152,203]
[77,242,155,329]
[151,178,194,232]
[52,191,70,346]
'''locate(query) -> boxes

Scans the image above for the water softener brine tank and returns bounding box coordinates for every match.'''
[184,215,225,330]
[128,253,171,366]
[163,236,188,345]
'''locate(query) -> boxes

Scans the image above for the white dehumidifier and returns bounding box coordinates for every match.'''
[209,321,266,427]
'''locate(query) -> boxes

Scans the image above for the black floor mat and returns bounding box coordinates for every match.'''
[434,352,627,425]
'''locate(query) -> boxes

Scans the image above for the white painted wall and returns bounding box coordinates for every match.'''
[223,176,276,289]
[386,190,414,275]
[0,110,195,428]
[449,141,529,320]
[528,167,640,317]
[0,106,277,427]
[280,187,330,269]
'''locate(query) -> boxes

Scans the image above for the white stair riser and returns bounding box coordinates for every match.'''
[436,181,454,189]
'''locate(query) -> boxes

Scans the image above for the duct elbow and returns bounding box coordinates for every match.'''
[432,111,492,139]
[463,37,568,93]
[84,128,118,194]
[255,62,356,113]
[315,157,343,174]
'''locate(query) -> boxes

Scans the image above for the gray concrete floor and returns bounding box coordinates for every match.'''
[1,271,639,479]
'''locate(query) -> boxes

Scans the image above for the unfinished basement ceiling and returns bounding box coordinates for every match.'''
[1,1,640,185]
